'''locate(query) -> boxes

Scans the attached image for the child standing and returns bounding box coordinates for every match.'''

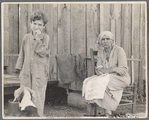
[15,11,50,117]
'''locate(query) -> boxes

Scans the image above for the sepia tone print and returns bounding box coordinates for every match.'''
[2,2,147,118]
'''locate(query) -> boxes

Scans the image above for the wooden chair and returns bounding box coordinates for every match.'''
[89,48,137,115]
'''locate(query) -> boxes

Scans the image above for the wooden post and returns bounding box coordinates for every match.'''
[132,4,140,85]
[113,4,121,46]
[100,4,111,32]
[110,18,116,37]
[58,4,71,54]
[90,48,95,76]
[71,4,86,90]
[87,4,100,77]
[19,4,28,50]
[132,82,137,113]
[131,55,134,84]
[4,4,9,67]
[8,4,19,74]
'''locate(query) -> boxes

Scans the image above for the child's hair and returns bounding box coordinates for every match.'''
[30,10,48,25]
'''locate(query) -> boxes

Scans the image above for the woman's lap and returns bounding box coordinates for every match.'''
[84,74,127,111]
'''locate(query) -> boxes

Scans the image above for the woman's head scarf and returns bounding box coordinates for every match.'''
[97,31,115,46]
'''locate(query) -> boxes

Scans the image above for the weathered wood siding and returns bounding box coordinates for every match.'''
[3,3,147,92]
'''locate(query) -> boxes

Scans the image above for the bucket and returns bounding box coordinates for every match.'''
[67,92,87,109]
[8,99,21,116]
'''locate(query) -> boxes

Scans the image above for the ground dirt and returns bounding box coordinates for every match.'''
[3,102,147,118]
[3,86,147,118]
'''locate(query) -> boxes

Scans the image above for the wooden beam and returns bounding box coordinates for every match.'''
[132,4,140,84]
[58,4,71,54]
[100,4,111,32]
[113,4,121,46]
[19,4,28,50]
[4,4,9,66]
[70,4,86,90]
[87,4,100,77]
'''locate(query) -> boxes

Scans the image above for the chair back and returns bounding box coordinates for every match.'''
[90,48,98,76]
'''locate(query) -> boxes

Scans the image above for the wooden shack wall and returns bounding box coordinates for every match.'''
[3,3,146,93]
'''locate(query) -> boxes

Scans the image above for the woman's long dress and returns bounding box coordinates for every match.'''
[83,45,130,111]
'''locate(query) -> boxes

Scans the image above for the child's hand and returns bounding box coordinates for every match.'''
[35,29,42,39]
[35,29,41,35]
[32,91,36,103]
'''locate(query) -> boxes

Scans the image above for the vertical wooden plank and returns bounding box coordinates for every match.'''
[4,4,9,67]
[144,3,147,95]
[121,4,129,57]
[121,4,132,79]
[45,4,58,81]
[39,4,46,33]
[8,4,19,74]
[71,4,86,90]
[142,3,147,80]
[127,4,132,59]
[87,4,100,77]
[39,4,45,10]
[33,4,40,11]
[141,3,146,81]
[44,4,58,81]
[127,4,132,77]
[113,4,121,46]
[53,4,58,81]
[58,4,71,54]
[27,4,32,33]
[87,4,100,55]
[44,4,53,42]
[71,4,86,54]
[132,4,140,84]
[110,19,116,37]
[52,4,58,55]
[100,4,111,32]
[44,4,56,81]
[8,4,19,54]
[121,4,125,49]
[19,4,28,50]
[138,3,145,94]
[110,4,116,39]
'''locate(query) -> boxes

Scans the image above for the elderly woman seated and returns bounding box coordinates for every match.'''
[82,31,130,116]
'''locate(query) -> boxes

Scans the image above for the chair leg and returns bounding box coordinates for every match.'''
[132,82,137,113]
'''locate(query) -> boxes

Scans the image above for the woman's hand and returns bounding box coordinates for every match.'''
[14,69,21,74]
[101,68,113,74]
[96,66,117,75]
[95,66,112,75]
[96,70,103,76]
[95,66,103,75]
[113,67,126,76]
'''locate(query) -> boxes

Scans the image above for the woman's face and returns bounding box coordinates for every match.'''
[101,35,113,48]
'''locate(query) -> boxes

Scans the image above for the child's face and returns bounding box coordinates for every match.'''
[30,20,45,34]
